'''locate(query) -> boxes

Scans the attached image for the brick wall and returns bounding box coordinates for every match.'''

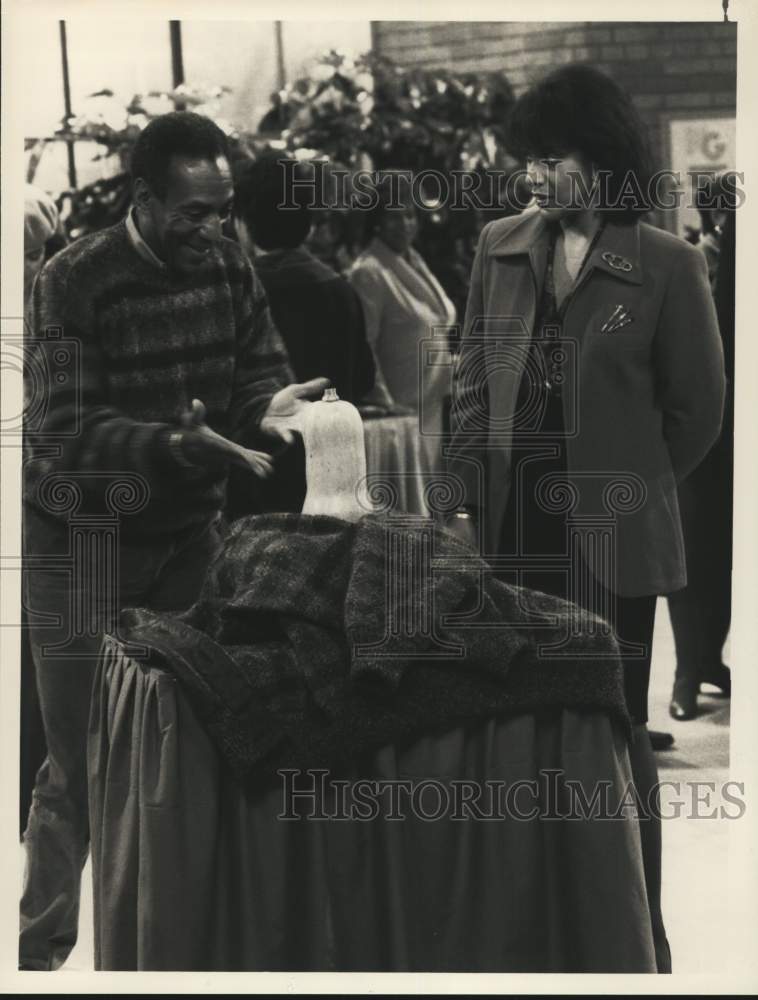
[372,21,737,169]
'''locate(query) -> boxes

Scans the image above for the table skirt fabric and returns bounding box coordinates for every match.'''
[363,414,434,516]
[88,649,657,972]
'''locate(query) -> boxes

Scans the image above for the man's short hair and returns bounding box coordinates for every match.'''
[233,156,312,251]
[130,111,230,199]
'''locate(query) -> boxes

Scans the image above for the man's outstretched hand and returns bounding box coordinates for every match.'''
[179,399,274,477]
[260,377,332,446]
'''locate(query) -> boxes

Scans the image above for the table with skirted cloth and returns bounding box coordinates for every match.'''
[362,412,433,515]
[87,513,658,972]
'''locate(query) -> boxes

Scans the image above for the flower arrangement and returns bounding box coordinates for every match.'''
[35,83,241,239]
[257,50,520,317]
[260,49,517,174]
[59,82,237,159]
[31,51,521,316]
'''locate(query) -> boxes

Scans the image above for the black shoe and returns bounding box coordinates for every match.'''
[649,730,675,751]
[669,680,698,721]
[700,663,731,697]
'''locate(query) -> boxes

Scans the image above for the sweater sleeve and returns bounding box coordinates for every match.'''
[226,256,294,448]
[24,253,204,505]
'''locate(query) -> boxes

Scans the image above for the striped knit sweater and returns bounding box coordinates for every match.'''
[24,218,293,537]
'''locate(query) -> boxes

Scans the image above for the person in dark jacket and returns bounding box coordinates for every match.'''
[667,193,735,720]
[230,156,375,515]
[233,156,375,404]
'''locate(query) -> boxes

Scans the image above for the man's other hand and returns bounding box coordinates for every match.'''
[179,399,274,477]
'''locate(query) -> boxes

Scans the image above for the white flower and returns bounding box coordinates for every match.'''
[193,101,223,121]
[213,118,237,137]
[311,62,336,83]
[293,147,319,160]
[357,92,374,116]
[126,112,149,130]
[140,94,174,118]
[80,94,128,132]
[355,72,374,93]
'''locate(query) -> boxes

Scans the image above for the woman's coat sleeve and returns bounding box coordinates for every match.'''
[653,241,726,482]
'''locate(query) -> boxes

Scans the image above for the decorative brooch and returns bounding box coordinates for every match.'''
[601,305,634,333]
[601,251,633,272]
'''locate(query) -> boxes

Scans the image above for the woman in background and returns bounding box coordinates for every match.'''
[349,173,456,472]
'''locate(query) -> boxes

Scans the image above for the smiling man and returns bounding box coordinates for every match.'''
[21,111,327,970]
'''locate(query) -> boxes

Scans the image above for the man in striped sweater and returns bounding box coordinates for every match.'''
[20,112,327,970]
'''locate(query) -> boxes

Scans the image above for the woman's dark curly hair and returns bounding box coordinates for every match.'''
[361,170,416,246]
[506,64,654,223]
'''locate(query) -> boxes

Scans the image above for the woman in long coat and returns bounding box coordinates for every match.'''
[350,174,457,473]
[447,65,725,973]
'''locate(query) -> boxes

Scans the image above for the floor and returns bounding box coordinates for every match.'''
[20,602,731,975]
[648,609,731,973]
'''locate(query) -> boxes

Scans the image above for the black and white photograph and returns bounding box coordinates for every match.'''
[1,0,757,992]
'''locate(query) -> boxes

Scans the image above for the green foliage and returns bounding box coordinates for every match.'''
[261,50,516,173]
[37,84,246,240]
[34,51,522,315]
[259,50,520,317]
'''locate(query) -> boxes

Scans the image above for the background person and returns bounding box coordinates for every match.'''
[24,184,64,315]
[230,155,375,515]
[233,156,375,406]
[349,172,457,471]
[667,182,735,721]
